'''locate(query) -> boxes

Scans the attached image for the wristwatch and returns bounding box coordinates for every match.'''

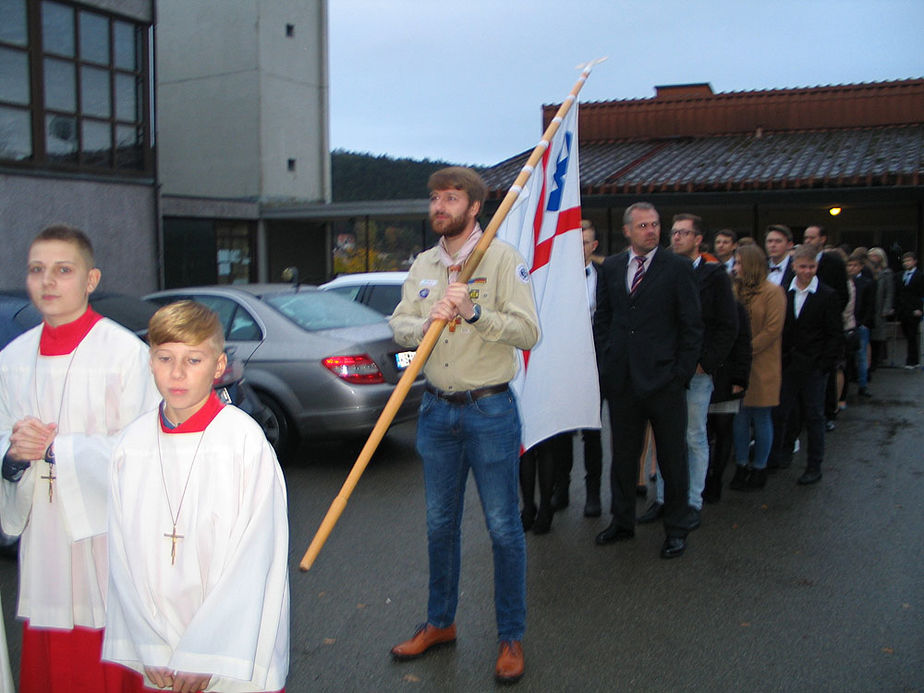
[464,304,482,324]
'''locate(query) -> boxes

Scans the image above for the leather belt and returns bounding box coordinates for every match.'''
[425,383,509,404]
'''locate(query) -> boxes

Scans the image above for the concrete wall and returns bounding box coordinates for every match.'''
[0,174,158,294]
[156,0,328,204]
[258,0,329,203]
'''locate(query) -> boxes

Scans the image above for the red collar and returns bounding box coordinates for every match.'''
[39,308,103,356]
[160,391,225,434]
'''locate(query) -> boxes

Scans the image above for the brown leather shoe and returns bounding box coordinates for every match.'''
[390,623,456,661]
[495,640,524,684]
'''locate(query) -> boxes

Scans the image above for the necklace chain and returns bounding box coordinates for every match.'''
[33,337,80,503]
[156,413,207,565]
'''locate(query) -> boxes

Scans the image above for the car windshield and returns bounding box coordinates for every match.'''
[264,290,385,331]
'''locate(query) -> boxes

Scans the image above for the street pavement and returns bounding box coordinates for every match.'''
[0,366,922,691]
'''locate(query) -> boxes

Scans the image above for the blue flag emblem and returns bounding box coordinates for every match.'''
[545,130,572,212]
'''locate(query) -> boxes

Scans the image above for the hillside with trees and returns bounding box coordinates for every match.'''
[331,150,481,201]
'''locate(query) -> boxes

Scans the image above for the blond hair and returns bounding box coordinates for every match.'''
[148,301,224,353]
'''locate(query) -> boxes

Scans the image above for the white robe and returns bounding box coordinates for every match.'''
[0,318,158,628]
[103,405,290,693]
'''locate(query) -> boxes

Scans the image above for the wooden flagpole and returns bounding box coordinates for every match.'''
[299,59,605,571]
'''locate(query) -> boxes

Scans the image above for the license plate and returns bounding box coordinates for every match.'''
[394,350,415,370]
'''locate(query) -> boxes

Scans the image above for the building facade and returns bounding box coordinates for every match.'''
[0,0,158,291]
[482,79,924,262]
[156,0,331,287]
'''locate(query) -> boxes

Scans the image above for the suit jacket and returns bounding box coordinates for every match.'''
[852,274,875,328]
[594,248,703,399]
[896,267,924,321]
[816,250,850,312]
[694,260,738,375]
[768,255,795,289]
[782,281,843,374]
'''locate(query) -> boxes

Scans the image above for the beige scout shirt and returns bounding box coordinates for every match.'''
[389,238,539,392]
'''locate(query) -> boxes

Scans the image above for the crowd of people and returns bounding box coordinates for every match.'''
[1,165,919,689]
[528,212,924,557]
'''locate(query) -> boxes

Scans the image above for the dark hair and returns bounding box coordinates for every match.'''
[672,213,703,237]
[32,224,95,267]
[427,167,487,208]
[902,251,918,261]
[714,228,737,243]
[765,224,793,243]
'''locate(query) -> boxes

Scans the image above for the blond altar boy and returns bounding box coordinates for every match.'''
[0,225,158,691]
[103,301,289,692]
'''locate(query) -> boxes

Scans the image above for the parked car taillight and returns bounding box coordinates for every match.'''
[322,354,385,384]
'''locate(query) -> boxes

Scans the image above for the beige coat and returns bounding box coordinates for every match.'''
[741,281,786,408]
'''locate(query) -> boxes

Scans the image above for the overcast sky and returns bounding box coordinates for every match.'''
[328,0,924,166]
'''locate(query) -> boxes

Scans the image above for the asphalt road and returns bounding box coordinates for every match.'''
[1,366,922,691]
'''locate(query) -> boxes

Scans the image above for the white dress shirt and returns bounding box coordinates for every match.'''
[788,275,819,318]
[768,256,790,286]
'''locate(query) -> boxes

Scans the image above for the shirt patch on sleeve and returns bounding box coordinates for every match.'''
[419,279,438,287]
[516,264,531,283]
[419,288,430,299]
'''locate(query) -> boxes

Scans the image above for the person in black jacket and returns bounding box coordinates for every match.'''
[896,251,924,369]
[593,202,703,559]
[703,300,752,503]
[641,214,737,529]
[848,250,875,396]
[773,244,844,485]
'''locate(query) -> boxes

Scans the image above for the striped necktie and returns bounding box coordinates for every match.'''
[630,256,646,295]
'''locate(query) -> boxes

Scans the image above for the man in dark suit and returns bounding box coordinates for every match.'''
[775,244,844,485]
[803,225,850,430]
[765,225,795,289]
[593,202,703,558]
[896,251,924,368]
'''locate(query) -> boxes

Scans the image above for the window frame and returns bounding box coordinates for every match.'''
[0,0,153,177]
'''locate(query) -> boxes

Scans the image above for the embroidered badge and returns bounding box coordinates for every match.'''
[419,288,430,299]
[419,279,437,287]
[469,289,480,300]
[517,264,531,283]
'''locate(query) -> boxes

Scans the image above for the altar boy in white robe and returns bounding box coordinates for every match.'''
[103,301,289,692]
[0,224,158,691]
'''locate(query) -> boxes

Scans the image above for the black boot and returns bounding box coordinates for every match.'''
[584,481,601,517]
[729,465,750,491]
[745,468,767,490]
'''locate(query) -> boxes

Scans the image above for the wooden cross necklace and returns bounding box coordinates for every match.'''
[33,343,80,503]
[156,413,206,566]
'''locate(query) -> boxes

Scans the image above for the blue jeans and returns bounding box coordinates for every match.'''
[855,325,870,388]
[416,389,526,641]
[654,373,712,509]
[732,406,773,469]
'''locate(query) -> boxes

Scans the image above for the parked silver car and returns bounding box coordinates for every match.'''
[320,271,408,316]
[144,284,423,461]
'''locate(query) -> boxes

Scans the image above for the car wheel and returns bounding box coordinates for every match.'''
[255,392,296,463]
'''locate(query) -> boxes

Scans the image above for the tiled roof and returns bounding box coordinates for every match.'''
[482,125,924,196]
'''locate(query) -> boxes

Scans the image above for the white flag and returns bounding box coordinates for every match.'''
[498,103,601,451]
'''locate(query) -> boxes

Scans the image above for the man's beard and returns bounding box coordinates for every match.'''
[430,212,469,238]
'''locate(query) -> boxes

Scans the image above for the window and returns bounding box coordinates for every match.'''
[216,222,255,285]
[0,0,151,174]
